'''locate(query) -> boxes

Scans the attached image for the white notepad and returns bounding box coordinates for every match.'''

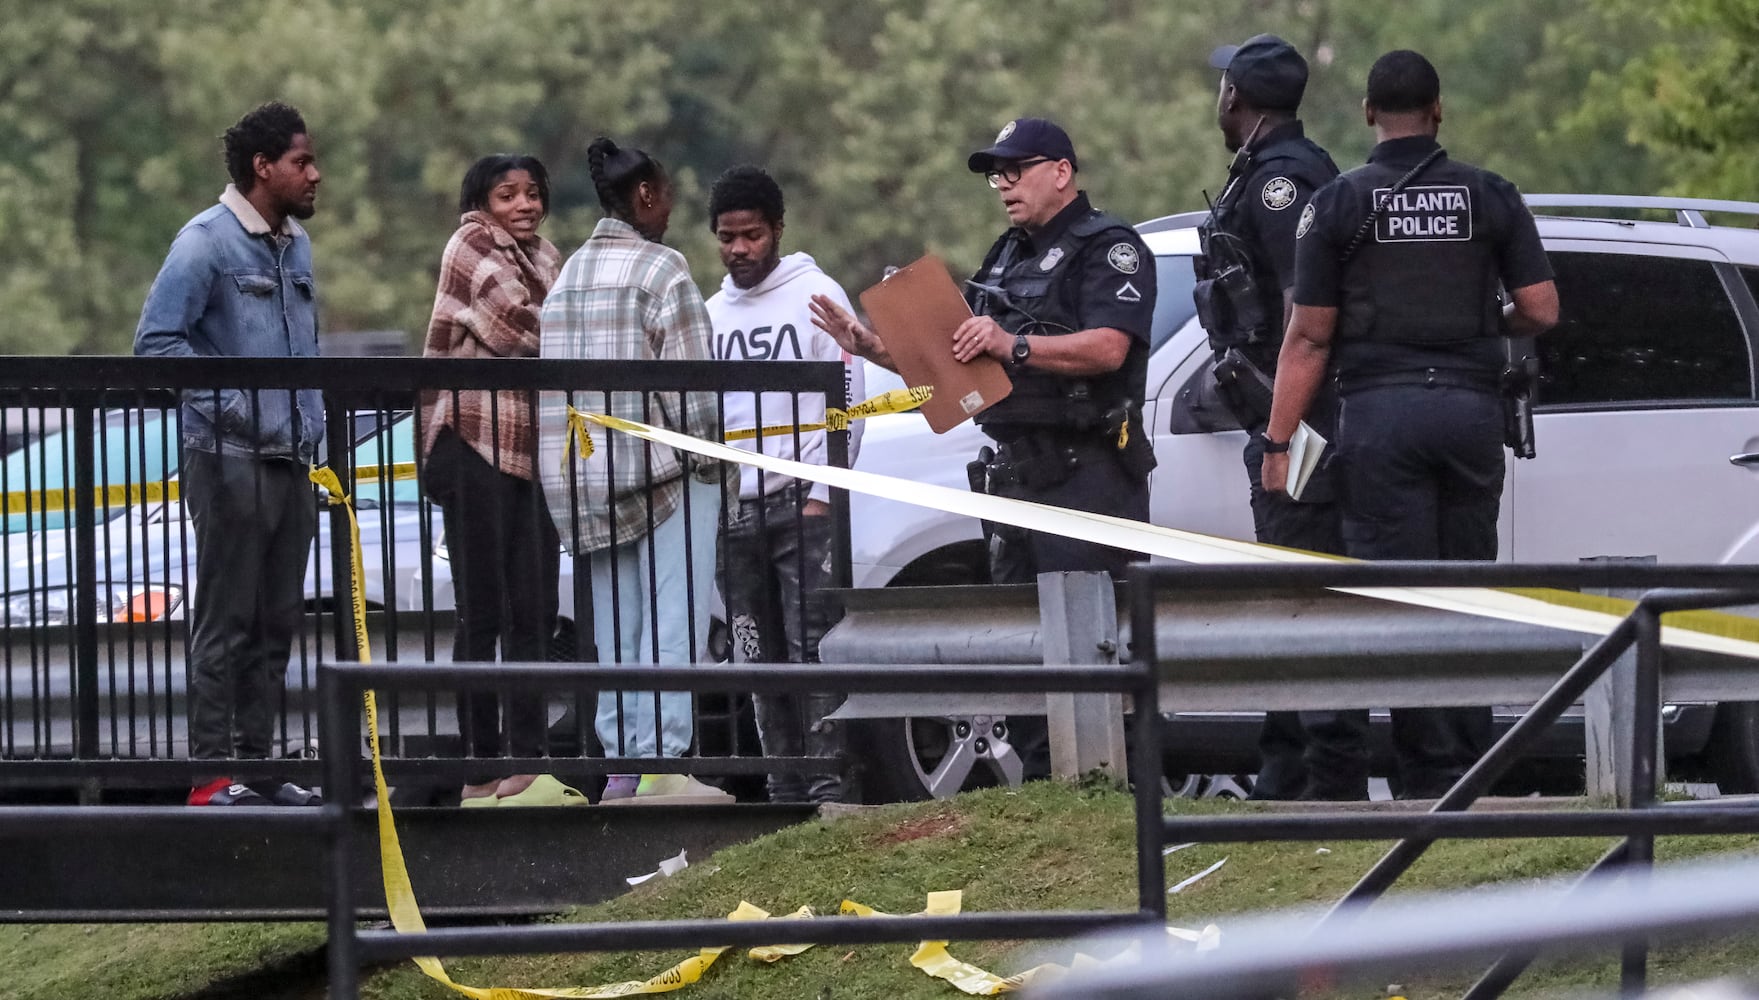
[1286,421,1327,502]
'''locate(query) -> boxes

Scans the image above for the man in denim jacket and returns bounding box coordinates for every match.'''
[134,102,325,807]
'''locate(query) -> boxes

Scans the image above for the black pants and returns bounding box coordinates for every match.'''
[717,484,841,803]
[982,440,1148,780]
[424,428,560,783]
[1242,436,1371,800]
[184,451,316,771]
[1336,384,1503,798]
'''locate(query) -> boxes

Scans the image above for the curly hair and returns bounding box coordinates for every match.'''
[223,102,308,193]
[707,165,784,231]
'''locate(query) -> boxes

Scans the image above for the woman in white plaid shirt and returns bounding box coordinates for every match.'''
[538,137,733,805]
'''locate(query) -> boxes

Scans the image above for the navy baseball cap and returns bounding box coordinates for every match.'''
[1209,34,1309,111]
[967,117,1079,174]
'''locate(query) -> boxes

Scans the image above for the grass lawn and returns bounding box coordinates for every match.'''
[4,781,1756,999]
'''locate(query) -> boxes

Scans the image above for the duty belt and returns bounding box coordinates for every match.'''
[1335,367,1500,396]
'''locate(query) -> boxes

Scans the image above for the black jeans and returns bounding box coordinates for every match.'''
[184,451,316,771]
[717,484,840,803]
[1336,384,1503,798]
[1243,435,1371,800]
[424,428,560,784]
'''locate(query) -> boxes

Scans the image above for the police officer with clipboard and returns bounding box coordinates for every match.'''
[1196,34,1368,801]
[1262,50,1559,798]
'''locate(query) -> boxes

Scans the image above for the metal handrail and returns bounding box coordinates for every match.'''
[1130,559,1759,998]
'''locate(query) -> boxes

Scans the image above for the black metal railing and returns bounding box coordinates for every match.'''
[316,656,1166,997]
[1132,560,1759,999]
[0,356,854,798]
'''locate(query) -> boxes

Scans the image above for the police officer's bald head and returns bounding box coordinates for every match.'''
[1366,50,1441,114]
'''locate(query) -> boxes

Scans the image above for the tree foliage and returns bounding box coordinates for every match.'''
[0,0,1680,355]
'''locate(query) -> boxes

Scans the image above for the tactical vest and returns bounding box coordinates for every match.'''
[1195,134,1339,352]
[972,211,1149,434]
[1334,156,1500,349]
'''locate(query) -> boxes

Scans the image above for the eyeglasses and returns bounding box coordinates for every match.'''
[985,157,1054,188]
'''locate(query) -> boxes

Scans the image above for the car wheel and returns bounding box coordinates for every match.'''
[852,715,1023,802]
[1705,701,1759,794]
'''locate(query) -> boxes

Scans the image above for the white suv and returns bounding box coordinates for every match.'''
[845,195,1759,800]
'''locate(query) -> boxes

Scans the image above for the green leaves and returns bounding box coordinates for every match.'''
[0,0,1694,355]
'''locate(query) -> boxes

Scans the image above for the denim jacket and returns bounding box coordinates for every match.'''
[134,185,326,463]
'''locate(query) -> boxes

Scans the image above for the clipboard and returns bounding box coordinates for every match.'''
[858,254,1013,434]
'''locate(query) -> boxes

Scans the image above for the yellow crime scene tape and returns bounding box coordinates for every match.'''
[323,404,1759,997]
[563,387,931,468]
[721,385,933,442]
[2,462,420,515]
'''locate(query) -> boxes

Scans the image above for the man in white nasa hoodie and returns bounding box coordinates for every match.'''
[706,165,864,803]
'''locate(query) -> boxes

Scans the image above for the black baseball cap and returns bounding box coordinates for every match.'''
[967,117,1079,174]
[1209,34,1309,111]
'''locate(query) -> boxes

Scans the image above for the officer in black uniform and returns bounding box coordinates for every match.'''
[812,117,1158,583]
[1262,50,1559,798]
[1197,34,1369,801]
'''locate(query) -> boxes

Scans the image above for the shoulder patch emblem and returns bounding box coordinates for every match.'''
[1107,242,1140,274]
[1296,202,1316,239]
[996,120,1016,143]
[1262,177,1297,211]
[1038,246,1065,271]
[1115,281,1142,303]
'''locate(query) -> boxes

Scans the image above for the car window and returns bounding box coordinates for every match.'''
[349,412,419,507]
[1151,253,1197,352]
[1537,251,1752,406]
[2,410,170,533]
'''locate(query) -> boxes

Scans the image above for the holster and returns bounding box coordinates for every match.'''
[1212,347,1276,429]
[1501,361,1538,460]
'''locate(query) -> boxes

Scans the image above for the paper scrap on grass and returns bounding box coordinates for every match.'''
[1168,857,1228,895]
[626,849,689,886]
[1167,923,1223,951]
[1163,842,1198,857]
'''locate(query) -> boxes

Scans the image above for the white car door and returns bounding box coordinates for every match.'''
[1510,240,1759,563]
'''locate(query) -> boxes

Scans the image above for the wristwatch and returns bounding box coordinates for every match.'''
[1261,434,1290,454]
[1011,334,1031,366]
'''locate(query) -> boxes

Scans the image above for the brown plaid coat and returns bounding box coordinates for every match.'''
[418,211,561,479]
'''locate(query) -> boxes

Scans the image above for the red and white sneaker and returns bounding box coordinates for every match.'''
[188,778,270,806]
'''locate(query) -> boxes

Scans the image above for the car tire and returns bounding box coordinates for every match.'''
[1705,701,1759,794]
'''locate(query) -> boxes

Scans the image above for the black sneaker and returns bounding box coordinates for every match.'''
[188,778,270,806]
[250,781,324,806]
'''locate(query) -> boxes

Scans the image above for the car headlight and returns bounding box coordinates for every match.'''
[2,585,184,627]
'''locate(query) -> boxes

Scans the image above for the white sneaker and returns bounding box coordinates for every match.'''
[602,773,734,805]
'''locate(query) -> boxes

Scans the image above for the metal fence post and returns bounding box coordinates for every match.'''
[1039,571,1127,779]
[71,405,100,773]
[323,400,360,663]
[1581,555,1661,804]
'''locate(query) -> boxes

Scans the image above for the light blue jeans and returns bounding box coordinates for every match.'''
[589,478,720,758]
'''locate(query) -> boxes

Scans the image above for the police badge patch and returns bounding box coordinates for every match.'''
[1262,177,1297,211]
[1107,242,1140,274]
[1039,246,1065,271]
[1296,202,1316,239]
[996,121,1016,142]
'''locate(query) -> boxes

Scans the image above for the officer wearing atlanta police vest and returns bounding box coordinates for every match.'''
[1262,50,1558,798]
[812,117,1157,583]
[1198,34,1369,802]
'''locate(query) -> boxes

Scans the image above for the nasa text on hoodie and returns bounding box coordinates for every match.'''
[706,252,865,502]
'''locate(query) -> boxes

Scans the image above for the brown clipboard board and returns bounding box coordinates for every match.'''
[857,254,1013,434]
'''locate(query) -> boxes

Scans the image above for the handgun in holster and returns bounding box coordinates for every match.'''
[1103,403,1158,479]
[1211,347,1277,430]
